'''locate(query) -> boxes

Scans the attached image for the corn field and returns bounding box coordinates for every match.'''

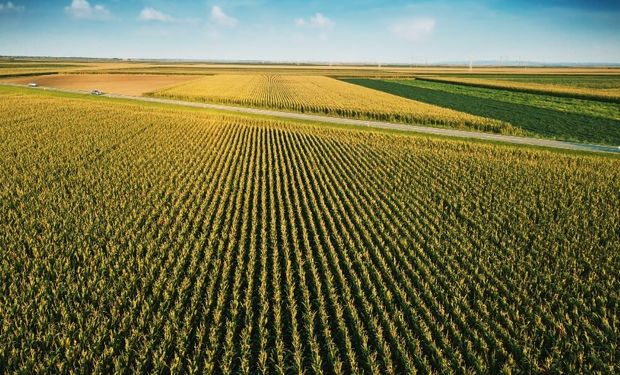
[148,74,518,134]
[1,89,619,374]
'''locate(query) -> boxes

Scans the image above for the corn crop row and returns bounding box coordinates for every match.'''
[1,92,618,374]
[148,74,519,134]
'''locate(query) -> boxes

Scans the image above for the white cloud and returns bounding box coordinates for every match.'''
[0,2,24,13]
[390,18,436,42]
[295,13,334,29]
[210,5,237,27]
[139,7,172,22]
[65,0,110,20]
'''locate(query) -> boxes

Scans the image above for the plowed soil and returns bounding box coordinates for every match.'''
[3,74,200,95]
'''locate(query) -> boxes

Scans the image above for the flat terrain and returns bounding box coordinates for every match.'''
[0,60,144,78]
[3,58,619,77]
[347,78,620,145]
[4,83,617,153]
[2,74,199,96]
[5,83,613,153]
[1,87,619,373]
[432,74,620,90]
[79,64,620,77]
[2,59,619,144]
[150,74,514,134]
[411,75,620,102]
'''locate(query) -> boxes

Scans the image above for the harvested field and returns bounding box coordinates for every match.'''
[2,74,200,96]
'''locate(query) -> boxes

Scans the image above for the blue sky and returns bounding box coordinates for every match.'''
[0,0,618,63]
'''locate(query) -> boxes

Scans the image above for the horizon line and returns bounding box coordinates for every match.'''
[2,55,620,68]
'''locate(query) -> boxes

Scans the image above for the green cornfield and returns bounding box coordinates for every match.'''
[345,78,620,145]
[1,88,619,374]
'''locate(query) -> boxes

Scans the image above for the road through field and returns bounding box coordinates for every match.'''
[4,83,619,153]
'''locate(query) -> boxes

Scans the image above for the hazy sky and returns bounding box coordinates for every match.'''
[0,0,618,63]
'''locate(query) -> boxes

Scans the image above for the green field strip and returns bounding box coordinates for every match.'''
[346,78,620,146]
[413,76,620,103]
[429,74,620,90]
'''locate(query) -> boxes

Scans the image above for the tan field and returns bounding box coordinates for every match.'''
[74,65,620,78]
[2,58,619,78]
[2,74,200,96]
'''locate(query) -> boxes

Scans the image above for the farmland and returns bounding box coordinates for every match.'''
[0,60,143,78]
[411,75,620,103]
[2,59,619,144]
[148,74,516,134]
[1,86,619,373]
[428,74,620,90]
[4,58,619,78]
[2,74,199,96]
[347,78,620,145]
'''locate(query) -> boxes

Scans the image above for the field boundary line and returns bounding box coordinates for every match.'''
[2,82,618,154]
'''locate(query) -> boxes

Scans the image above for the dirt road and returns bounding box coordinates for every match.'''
[4,83,619,154]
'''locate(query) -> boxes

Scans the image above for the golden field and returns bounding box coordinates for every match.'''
[4,59,620,78]
[149,74,517,134]
[1,86,618,373]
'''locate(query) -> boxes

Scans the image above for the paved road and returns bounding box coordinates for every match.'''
[4,83,619,154]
